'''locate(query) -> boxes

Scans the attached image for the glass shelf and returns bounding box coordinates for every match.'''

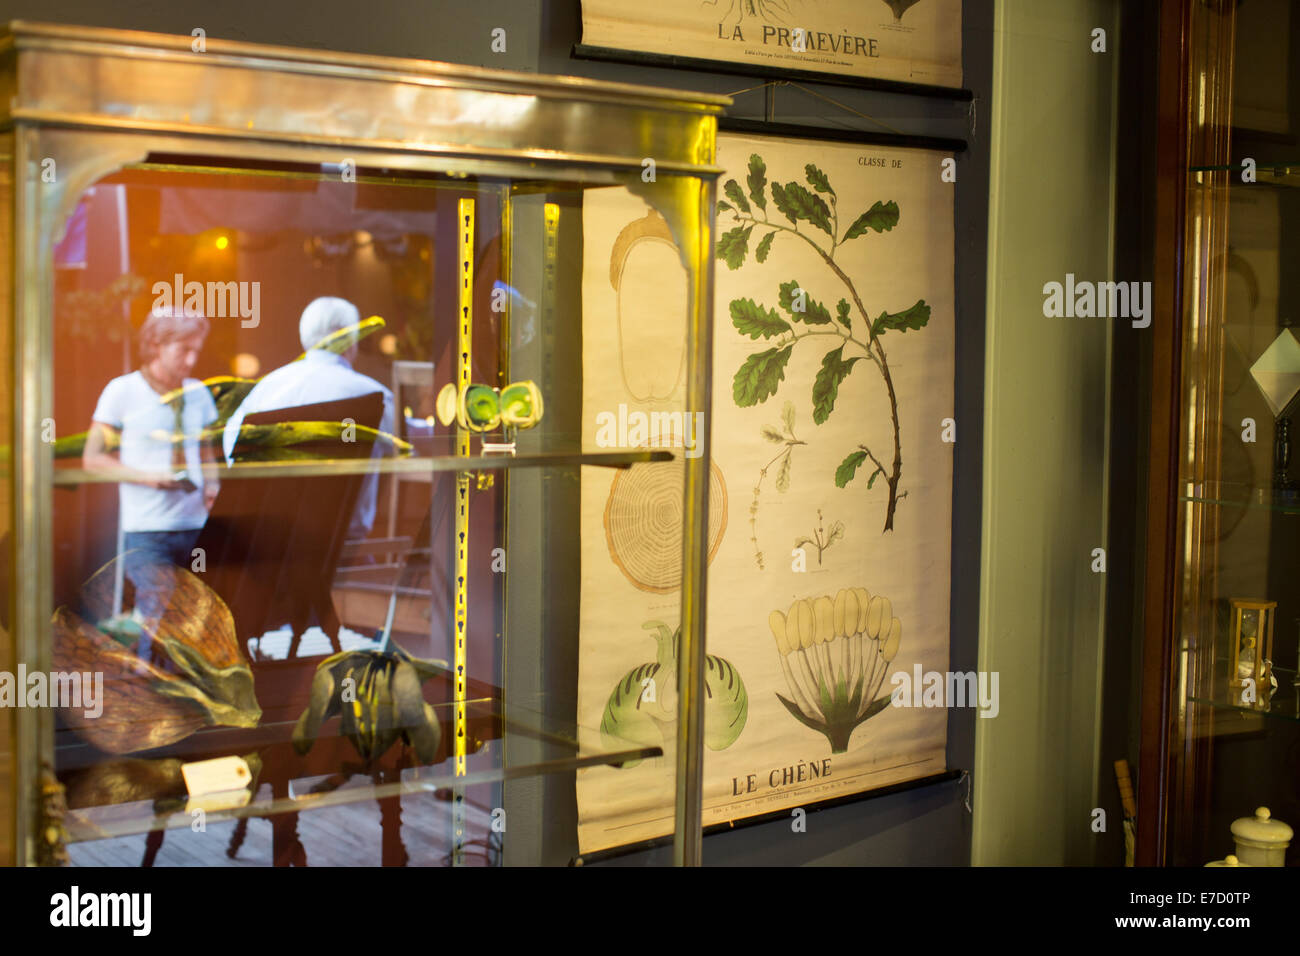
[1179,480,1300,515]
[51,447,675,486]
[58,695,662,843]
[1188,667,1300,724]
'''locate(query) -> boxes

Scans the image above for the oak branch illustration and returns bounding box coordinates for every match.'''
[717,154,930,532]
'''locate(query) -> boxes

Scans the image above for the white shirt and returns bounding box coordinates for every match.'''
[92,371,218,533]
[222,350,395,539]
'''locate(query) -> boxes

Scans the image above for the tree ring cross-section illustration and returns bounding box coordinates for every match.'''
[604,456,728,593]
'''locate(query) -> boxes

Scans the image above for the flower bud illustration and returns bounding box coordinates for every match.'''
[770,586,902,753]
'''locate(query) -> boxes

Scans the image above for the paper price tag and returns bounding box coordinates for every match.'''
[181,755,251,796]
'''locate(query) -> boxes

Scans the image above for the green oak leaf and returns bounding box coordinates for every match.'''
[724,179,751,214]
[836,298,852,331]
[805,163,835,197]
[778,280,832,325]
[870,300,931,338]
[835,450,868,487]
[733,345,793,407]
[747,154,767,211]
[731,297,790,339]
[755,231,775,263]
[716,224,753,270]
[770,181,797,224]
[867,468,881,490]
[812,345,861,424]
[717,200,733,214]
[843,200,900,241]
[776,181,833,236]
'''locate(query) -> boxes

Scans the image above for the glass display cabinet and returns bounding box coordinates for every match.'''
[1143,0,1300,867]
[0,21,727,866]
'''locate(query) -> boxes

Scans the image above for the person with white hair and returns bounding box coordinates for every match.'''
[222,296,395,540]
[84,307,222,659]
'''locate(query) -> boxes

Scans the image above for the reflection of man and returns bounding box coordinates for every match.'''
[223,297,394,540]
[84,309,220,658]
[85,308,220,563]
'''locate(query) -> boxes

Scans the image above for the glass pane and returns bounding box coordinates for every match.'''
[46,161,697,865]
[0,139,13,866]
[1174,72,1300,862]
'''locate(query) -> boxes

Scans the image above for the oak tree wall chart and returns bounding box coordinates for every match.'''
[576,134,955,854]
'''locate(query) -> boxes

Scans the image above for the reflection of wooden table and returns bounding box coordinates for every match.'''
[333,537,442,640]
[332,572,435,637]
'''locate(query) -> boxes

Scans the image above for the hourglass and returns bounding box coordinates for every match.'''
[1229,598,1277,706]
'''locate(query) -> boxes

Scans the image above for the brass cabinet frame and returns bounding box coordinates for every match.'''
[0,21,727,866]
[1140,0,1238,866]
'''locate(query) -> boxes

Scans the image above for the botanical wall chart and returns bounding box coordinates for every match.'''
[580,0,962,88]
[576,133,955,854]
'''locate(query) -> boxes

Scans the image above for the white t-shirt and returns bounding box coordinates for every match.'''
[92,371,218,533]
[222,350,394,539]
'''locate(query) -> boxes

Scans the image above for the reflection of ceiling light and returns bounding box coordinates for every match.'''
[231,353,260,378]
[355,230,372,245]
[1250,329,1300,417]
[215,235,229,250]
[374,235,410,260]
[379,333,398,356]
[306,234,355,260]
[448,93,537,128]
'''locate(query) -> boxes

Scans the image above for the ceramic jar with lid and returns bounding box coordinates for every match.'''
[1231,807,1292,867]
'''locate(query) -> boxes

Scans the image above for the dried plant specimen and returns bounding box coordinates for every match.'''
[52,554,261,754]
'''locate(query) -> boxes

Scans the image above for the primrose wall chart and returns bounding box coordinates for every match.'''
[580,0,963,88]
[575,133,956,854]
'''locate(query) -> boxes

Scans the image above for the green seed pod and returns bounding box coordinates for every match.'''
[769,609,790,656]
[500,380,544,428]
[462,384,501,431]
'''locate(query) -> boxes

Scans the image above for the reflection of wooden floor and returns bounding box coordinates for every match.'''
[66,785,500,867]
